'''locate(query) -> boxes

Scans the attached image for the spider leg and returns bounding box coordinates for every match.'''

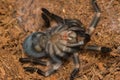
[23,41,62,76]
[54,25,67,33]
[85,45,112,53]
[57,41,78,53]
[70,53,80,80]
[19,58,48,66]
[84,0,101,44]
[53,43,65,57]
[49,25,66,35]
[86,0,101,35]
[59,40,84,47]
[41,8,64,24]
[65,19,86,37]
[41,13,50,28]
[65,19,84,28]
[46,42,63,64]
[23,60,62,77]
[26,41,63,77]
[67,41,84,47]
[22,42,62,77]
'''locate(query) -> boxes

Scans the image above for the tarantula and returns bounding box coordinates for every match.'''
[19,0,112,80]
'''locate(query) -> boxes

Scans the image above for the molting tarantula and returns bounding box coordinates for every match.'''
[19,0,112,80]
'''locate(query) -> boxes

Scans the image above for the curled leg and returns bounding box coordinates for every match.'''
[85,45,112,53]
[41,8,64,24]
[41,13,50,28]
[65,19,84,28]
[70,53,80,80]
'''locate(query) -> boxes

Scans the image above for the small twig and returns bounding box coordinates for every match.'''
[92,67,103,79]
[83,75,89,80]
[4,18,16,27]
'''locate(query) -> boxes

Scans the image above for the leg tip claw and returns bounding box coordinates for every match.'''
[23,67,37,73]
[101,47,112,53]
[41,8,50,15]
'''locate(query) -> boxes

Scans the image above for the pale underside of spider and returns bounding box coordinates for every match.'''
[19,0,112,80]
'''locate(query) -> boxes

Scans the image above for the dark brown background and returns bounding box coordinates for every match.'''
[0,0,120,80]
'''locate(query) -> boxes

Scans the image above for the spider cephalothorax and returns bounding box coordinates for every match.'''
[19,0,112,80]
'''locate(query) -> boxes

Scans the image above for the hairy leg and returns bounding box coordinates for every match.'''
[19,58,49,66]
[41,8,64,24]
[84,0,101,44]
[85,45,112,53]
[41,13,50,28]
[86,0,101,35]
[23,61,62,77]
[70,53,80,80]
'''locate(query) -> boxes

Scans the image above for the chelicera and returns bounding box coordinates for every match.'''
[19,0,112,80]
